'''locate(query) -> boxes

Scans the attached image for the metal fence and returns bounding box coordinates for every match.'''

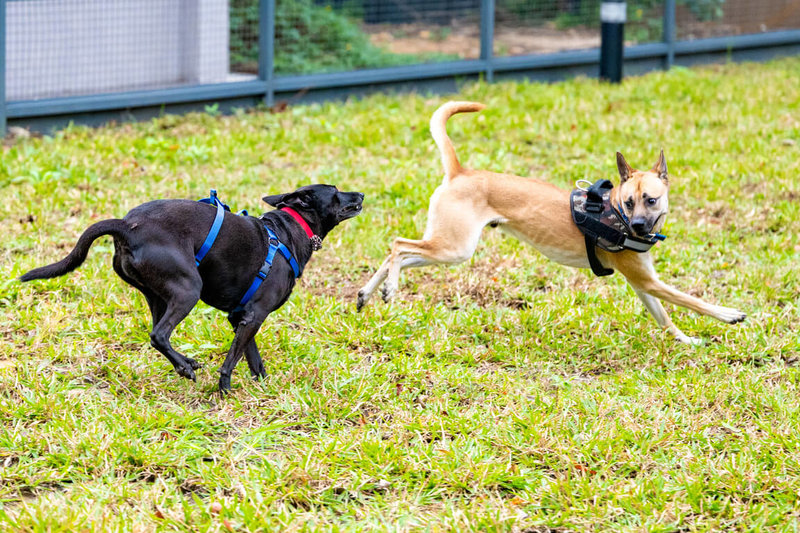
[3,0,800,132]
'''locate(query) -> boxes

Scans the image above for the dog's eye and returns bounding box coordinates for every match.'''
[625,200,634,210]
[647,198,658,206]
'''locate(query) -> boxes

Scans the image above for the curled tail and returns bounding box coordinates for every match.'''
[20,219,129,281]
[430,101,486,180]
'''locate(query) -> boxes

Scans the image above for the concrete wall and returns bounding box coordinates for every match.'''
[7,0,229,101]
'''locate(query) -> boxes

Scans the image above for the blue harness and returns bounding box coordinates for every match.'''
[195,190,300,312]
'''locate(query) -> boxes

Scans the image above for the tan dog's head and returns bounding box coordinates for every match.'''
[614,150,669,237]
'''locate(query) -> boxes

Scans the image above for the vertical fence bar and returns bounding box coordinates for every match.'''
[664,0,676,69]
[258,0,275,107]
[0,0,6,136]
[480,0,495,83]
[600,1,626,82]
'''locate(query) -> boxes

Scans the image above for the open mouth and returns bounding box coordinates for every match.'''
[339,203,363,219]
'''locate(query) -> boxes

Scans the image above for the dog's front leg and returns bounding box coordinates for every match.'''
[219,296,282,394]
[228,314,267,380]
[219,318,262,394]
[640,278,746,324]
[633,289,701,345]
[609,251,746,334]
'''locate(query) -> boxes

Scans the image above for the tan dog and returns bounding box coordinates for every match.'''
[357,101,746,344]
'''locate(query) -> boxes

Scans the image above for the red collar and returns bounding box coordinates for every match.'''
[280,207,316,239]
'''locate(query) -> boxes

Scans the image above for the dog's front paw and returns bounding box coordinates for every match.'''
[219,374,232,395]
[175,363,197,382]
[250,362,267,381]
[715,306,747,324]
[675,333,704,346]
[185,357,203,370]
[356,290,368,312]
[381,283,396,303]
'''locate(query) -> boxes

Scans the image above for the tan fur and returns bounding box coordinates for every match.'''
[357,102,745,344]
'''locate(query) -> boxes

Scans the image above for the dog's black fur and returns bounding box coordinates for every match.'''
[20,184,364,393]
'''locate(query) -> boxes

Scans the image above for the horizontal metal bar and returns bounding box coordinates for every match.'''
[624,42,669,58]
[273,60,489,91]
[7,80,267,118]
[673,29,800,54]
[490,49,599,71]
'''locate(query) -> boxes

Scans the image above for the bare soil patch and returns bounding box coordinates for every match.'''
[365,21,600,59]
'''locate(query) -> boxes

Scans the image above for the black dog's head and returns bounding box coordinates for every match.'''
[263,184,364,238]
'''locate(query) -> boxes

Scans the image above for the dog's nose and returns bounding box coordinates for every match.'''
[630,217,648,235]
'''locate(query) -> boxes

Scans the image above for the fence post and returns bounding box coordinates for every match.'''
[664,0,676,70]
[480,0,495,83]
[258,0,275,107]
[600,1,626,82]
[0,0,6,136]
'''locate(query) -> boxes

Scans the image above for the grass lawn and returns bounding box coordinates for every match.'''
[2,57,799,531]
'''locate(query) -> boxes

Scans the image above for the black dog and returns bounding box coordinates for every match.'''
[20,184,364,393]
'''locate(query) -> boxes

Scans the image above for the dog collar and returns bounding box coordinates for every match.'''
[281,207,322,251]
[615,202,630,225]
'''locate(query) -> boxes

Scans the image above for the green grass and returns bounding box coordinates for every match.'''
[2,57,799,531]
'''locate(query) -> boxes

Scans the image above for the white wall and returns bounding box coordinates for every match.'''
[7,0,230,101]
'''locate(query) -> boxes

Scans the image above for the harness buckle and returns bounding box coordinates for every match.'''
[585,201,604,213]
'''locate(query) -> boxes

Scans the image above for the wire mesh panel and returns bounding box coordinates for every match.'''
[493,1,666,58]
[6,0,238,102]
[273,0,481,76]
[676,0,800,40]
[493,1,601,57]
[229,0,261,76]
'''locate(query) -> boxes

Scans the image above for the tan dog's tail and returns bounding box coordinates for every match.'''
[430,101,486,180]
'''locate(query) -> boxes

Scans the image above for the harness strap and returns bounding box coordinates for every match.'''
[584,234,615,276]
[585,179,612,213]
[576,214,657,252]
[195,190,227,266]
[233,227,300,312]
[193,189,303,314]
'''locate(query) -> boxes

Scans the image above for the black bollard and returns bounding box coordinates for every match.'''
[600,1,626,83]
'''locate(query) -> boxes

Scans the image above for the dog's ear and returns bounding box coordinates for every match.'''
[616,152,633,183]
[651,149,668,184]
[262,193,288,208]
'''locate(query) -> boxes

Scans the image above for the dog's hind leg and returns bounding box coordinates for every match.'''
[358,234,479,310]
[114,253,204,372]
[147,276,203,381]
[357,240,443,309]
[358,199,489,309]
[380,237,468,303]
[357,255,393,311]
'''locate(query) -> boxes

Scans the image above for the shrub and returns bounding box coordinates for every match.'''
[230,0,455,75]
